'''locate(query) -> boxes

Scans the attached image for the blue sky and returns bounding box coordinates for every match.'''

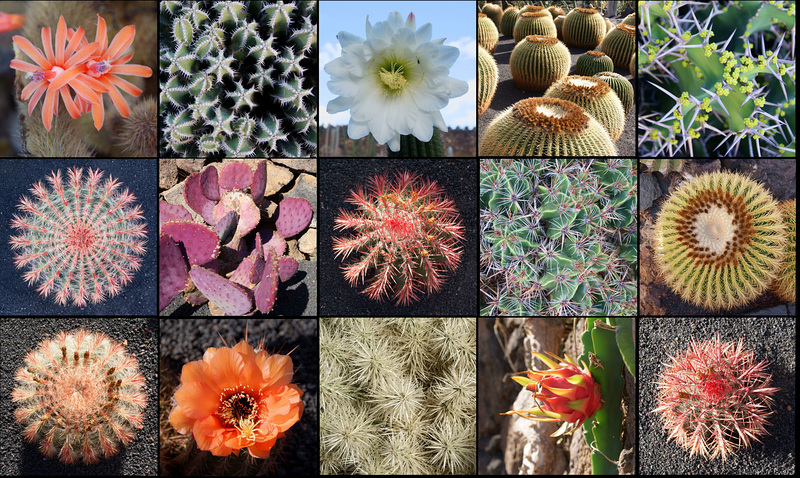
[319,1,477,129]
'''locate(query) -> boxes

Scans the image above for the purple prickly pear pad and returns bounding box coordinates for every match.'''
[190,265,253,316]
[251,160,267,205]
[200,165,220,201]
[219,162,253,191]
[275,197,313,238]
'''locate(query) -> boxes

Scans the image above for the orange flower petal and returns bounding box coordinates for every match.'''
[27,83,47,114]
[46,64,81,91]
[12,35,51,69]
[104,73,142,96]
[40,26,54,64]
[91,99,104,130]
[260,354,294,389]
[78,73,109,93]
[167,405,194,434]
[59,88,81,119]
[208,347,245,390]
[69,77,102,105]
[64,36,97,69]
[20,78,44,100]
[248,434,278,459]
[9,59,39,73]
[55,15,67,65]
[193,415,229,454]
[105,24,135,61]
[41,87,56,131]
[63,26,85,60]
[95,14,108,54]
[110,64,152,78]
[173,381,220,419]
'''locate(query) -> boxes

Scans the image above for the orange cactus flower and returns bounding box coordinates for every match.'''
[168,339,304,458]
[502,351,602,437]
[10,15,106,131]
[0,12,25,33]
[73,14,153,130]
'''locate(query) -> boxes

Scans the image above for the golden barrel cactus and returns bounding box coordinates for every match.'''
[543,75,626,141]
[509,35,571,92]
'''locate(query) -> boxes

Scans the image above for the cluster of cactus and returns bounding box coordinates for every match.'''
[576,51,614,76]
[159,160,313,315]
[599,23,636,72]
[478,46,498,116]
[480,97,617,156]
[159,1,317,157]
[544,75,627,141]
[320,317,476,475]
[478,12,499,54]
[638,1,795,157]
[480,159,637,316]
[562,7,606,49]
[332,171,465,306]
[509,35,570,92]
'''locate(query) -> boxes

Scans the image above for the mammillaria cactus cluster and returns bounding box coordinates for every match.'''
[159,0,317,158]
[480,159,637,316]
[160,160,313,315]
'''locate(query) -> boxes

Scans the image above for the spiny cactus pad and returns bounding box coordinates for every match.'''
[159,234,190,311]
[190,265,253,315]
[161,221,221,267]
[509,35,571,92]
[276,197,313,238]
[479,97,617,156]
[160,0,317,158]
[562,7,606,49]
[544,76,626,141]
[655,171,787,310]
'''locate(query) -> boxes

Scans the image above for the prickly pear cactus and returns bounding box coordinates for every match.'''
[480,159,637,316]
[159,0,318,158]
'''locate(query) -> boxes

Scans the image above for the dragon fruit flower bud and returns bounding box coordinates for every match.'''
[502,351,602,437]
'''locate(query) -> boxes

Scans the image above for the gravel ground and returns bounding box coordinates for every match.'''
[0,318,159,476]
[159,318,318,476]
[639,317,796,475]
[479,18,636,157]
[318,158,478,316]
[0,159,158,316]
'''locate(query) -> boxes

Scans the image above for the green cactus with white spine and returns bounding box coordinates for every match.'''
[513,12,557,43]
[600,24,636,72]
[594,71,634,115]
[500,6,520,37]
[479,97,617,157]
[478,13,499,54]
[509,35,570,92]
[562,7,606,49]
[478,46,498,116]
[159,0,317,158]
[576,51,614,77]
[544,76,626,141]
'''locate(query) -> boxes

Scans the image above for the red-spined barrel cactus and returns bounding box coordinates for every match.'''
[332,171,465,305]
[653,335,779,463]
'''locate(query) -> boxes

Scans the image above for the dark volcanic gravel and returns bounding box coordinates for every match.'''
[639,317,795,475]
[0,318,159,476]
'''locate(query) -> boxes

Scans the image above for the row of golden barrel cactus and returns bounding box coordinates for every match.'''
[478,4,636,156]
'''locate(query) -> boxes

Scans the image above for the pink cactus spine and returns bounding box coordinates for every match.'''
[653,334,779,463]
[9,167,147,307]
[332,171,465,305]
[11,329,147,465]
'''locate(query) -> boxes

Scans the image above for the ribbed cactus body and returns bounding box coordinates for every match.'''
[513,12,556,43]
[554,15,565,40]
[594,71,634,115]
[481,3,503,29]
[630,55,636,78]
[600,24,636,72]
[543,75,626,141]
[478,46,498,116]
[562,7,606,49]
[478,13,499,54]
[509,35,570,92]
[479,97,617,156]
[500,6,520,37]
[622,13,636,26]
[576,51,614,76]
[518,5,547,15]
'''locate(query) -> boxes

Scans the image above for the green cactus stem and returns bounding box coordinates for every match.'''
[388,130,445,157]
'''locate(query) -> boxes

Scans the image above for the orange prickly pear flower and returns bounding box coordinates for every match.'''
[72,14,153,130]
[501,351,602,437]
[0,12,24,33]
[168,339,304,459]
[9,15,106,131]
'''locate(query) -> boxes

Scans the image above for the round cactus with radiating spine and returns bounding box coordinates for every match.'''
[655,171,787,310]
[509,35,570,92]
[500,6,520,37]
[11,329,147,465]
[519,5,547,15]
[562,7,606,49]
[621,13,636,26]
[478,97,617,156]
[773,198,795,303]
[544,75,626,141]
[478,46,498,116]
[594,71,634,115]
[513,12,556,43]
[480,2,503,29]
[478,13,499,54]
[576,51,614,76]
[600,24,636,72]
